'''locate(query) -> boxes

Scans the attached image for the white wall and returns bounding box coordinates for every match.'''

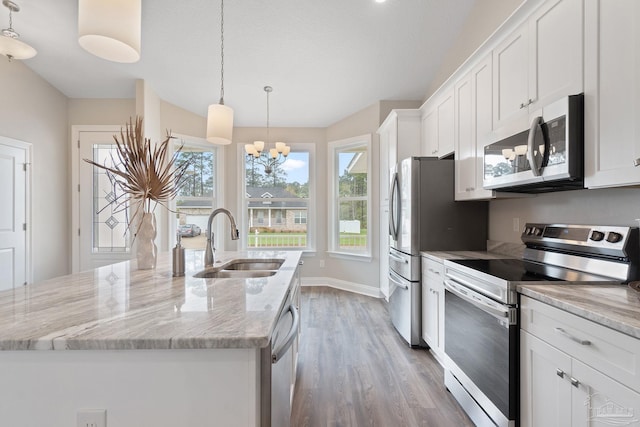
[424,0,523,100]
[0,59,69,281]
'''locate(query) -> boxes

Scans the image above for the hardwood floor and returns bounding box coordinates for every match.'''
[291,286,474,427]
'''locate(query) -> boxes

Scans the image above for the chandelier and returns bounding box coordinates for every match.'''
[244,86,290,175]
[0,0,36,61]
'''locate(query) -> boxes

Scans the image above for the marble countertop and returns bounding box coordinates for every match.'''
[519,284,640,339]
[0,250,302,351]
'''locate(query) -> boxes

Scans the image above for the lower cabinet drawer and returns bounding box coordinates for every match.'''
[521,295,640,393]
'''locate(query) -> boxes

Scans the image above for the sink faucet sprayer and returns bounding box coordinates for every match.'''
[204,208,240,267]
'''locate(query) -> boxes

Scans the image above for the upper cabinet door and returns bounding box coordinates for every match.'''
[493,0,583,135]
[454,73,474,199]
[493,23,529,132]
[584,0,640,188]
[529,0,583,111]
[421,106,438,157]
[437,89,455,158]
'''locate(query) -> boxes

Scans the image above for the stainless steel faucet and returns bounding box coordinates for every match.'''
[204,208,240,267]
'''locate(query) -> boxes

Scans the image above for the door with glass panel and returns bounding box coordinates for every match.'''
[77,129,132,271]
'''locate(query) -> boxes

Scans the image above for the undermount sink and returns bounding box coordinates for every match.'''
[193,258,285,279]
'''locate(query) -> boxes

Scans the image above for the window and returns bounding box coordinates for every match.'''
[171,135,219,250]
[328,135,371,258]
[242,143,314,250]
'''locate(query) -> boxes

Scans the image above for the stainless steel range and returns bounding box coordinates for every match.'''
[443,223,639,427]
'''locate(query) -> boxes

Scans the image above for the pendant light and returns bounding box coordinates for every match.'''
[206,0,234,145]
[78,0,141,63]
[0,0,36,61]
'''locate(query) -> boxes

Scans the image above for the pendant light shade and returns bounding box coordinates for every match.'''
[78,0,141,63]
[0,0,36,61]
[206,0,234,145]
[206,103,234,145]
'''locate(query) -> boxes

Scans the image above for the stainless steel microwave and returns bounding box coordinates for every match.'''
[483,94,584,193]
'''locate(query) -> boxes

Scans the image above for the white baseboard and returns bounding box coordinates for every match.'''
[301,277,383,299]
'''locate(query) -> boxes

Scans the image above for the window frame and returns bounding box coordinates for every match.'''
[327,134,372,260]
[238,142,316,252]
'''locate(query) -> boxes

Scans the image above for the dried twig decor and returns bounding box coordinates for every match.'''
[83,116,191,235]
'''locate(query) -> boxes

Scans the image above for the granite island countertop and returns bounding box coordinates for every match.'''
[0,250,302,351]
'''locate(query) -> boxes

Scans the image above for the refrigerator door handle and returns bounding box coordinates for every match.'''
[389,172,400,240]
[389,270,409,290]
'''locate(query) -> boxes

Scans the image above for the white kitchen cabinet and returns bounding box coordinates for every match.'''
[520,296,640,427]
[454,54,496,200]
[377,110,421,299]
[493,0,583,134]
[584,0,640,188]
[421,87,454,159]
[421,257,445,363]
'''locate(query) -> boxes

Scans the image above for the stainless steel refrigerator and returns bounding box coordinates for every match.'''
[388,157,488,346]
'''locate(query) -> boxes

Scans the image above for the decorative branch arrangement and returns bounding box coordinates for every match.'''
[83,116,192,236]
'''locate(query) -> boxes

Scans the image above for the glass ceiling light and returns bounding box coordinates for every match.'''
[0,0,36,62]
[78,0,141,63]
[206,0,234,145]
[244,86,290,175]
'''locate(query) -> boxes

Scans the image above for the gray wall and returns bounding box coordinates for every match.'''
[0,59,70,281]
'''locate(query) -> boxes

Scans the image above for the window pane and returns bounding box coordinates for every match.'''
[245,150,310,249]
[338,148,367,197]
[175,145,216,250]
[92,144,129,253]
[338,200,367,250]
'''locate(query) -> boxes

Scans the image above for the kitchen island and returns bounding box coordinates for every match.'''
[0,250,302,427]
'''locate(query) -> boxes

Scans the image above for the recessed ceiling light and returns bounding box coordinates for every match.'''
[375,0,387,3]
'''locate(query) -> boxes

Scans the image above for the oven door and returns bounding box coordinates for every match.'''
[443,277,518,427]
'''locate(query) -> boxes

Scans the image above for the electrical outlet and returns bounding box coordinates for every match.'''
[77,409,106,427]
[319,259,325,268]
[513,217,520,232]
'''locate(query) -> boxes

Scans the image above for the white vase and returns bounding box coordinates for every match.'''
[136,212,157,269]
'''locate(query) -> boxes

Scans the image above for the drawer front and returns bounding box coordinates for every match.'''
[521,296,640,392]
[423,258,444,282]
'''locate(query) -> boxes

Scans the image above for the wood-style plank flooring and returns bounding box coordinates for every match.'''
[291,286,474,427]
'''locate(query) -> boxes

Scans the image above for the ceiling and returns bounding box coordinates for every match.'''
[11,0,477,128]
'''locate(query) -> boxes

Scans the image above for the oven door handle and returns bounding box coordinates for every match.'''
[444,279,511,323]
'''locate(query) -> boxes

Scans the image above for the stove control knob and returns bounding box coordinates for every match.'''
[590,231,605,241]
[606,232,623,243]
[524,227,531,235]
[531,227,543,236]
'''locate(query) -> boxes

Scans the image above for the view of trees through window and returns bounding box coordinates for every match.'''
[173,145,216,250]
[245,150,310,249]
[337,146,368,252]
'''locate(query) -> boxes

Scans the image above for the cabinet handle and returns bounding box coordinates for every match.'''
[554,327,591,346]
[570,377,580,388]
[634,158,640,167]
[427,268,440,275]
[556,369,565,378]
[469,187,475,191]
[431,150,438,155]
[527,98,533,106]
[520,102,526,109]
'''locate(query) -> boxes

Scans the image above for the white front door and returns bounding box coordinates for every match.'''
[0,138,30,290]
[74,128,132,272]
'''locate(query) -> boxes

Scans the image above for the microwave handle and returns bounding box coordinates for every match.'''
[527,116,544,176]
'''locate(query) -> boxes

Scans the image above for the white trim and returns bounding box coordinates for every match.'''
[326,251,372,262]
[71,125,122,273]
[301,277,383,299]
[327,134,372,257]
